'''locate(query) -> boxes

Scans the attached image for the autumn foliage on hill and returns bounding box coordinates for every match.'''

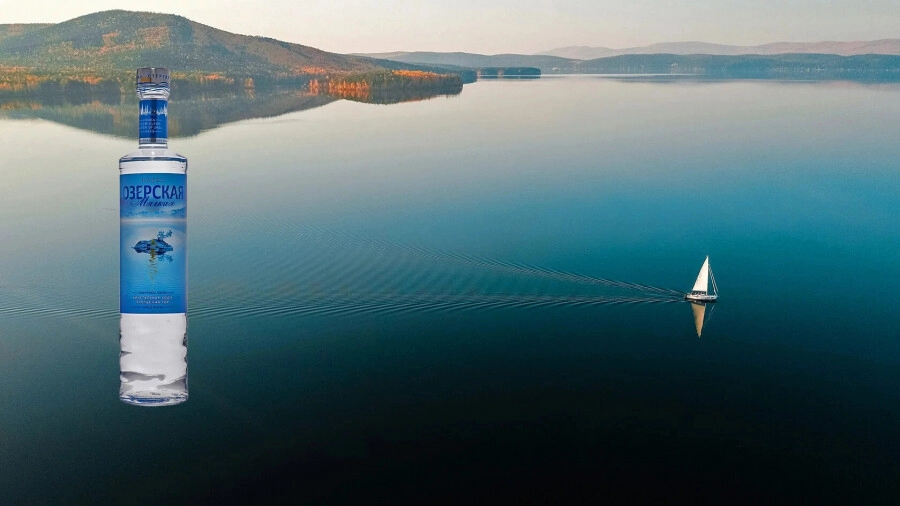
[0,11,470,102]
[311,70,463,100]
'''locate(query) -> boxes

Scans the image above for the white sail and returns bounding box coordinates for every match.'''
[691,256,709,293]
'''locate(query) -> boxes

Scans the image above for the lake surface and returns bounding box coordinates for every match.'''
[1,76,899,503]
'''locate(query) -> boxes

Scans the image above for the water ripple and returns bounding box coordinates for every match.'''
[189,291,684,321]
[2,216,688,323]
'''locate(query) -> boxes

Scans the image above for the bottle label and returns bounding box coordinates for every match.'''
[120,173,186,313]
[139,99,168,144]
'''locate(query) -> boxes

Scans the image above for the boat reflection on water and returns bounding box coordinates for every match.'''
[119,314,188,406]
[689,301,718,337]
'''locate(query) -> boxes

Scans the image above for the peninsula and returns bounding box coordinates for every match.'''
[0,10,463,100]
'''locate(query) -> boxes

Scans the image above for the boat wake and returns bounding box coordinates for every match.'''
[191,291,683,320]
[187,217,686,320]
[260,220,684,295]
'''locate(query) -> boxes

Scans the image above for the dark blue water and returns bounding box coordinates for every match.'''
[1,76,899,503]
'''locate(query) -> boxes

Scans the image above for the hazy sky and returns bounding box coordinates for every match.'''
[1,0,897,54]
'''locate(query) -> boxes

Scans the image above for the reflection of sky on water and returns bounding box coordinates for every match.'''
[2,77,899,323]
[2,77,899,318]
[1,77,899,503]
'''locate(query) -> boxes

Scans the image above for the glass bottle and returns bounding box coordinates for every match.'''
[119,67,188,406]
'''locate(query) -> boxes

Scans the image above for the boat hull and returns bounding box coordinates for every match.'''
[685,293,718,303]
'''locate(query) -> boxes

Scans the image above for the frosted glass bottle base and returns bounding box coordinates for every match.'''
[119,313,188,407]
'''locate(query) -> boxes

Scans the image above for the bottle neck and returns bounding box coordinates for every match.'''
[138,97,169,148]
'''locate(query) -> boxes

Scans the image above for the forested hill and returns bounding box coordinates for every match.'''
[0,10,382,80]
[0,24,53,44]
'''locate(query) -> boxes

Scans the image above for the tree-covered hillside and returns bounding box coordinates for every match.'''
[0,23,53,44]
[0,10,380,77]
[0,10,475,101]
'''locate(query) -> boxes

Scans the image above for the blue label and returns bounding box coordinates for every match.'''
[120,173,186,313]
[139,99,168,143]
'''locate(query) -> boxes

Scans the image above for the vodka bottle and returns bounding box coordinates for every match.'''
[119,67,188,406]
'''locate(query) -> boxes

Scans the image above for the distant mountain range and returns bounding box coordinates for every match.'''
[358,52,573,70]
[359,39,900,76]
[359,49,900,80]
[538,40,900,60]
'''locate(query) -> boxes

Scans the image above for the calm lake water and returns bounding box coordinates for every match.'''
[1,76,899,503]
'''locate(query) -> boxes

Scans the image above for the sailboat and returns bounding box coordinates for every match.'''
[685,256,718,302]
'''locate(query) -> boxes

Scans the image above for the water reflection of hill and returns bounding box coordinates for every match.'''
[0,84,464,137]
[330,86,463,105]
[0,88,341,138]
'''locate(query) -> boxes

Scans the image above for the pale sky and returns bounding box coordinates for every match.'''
[1,0,897,54]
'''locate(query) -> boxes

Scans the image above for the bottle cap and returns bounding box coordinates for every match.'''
[136,67,170,86]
